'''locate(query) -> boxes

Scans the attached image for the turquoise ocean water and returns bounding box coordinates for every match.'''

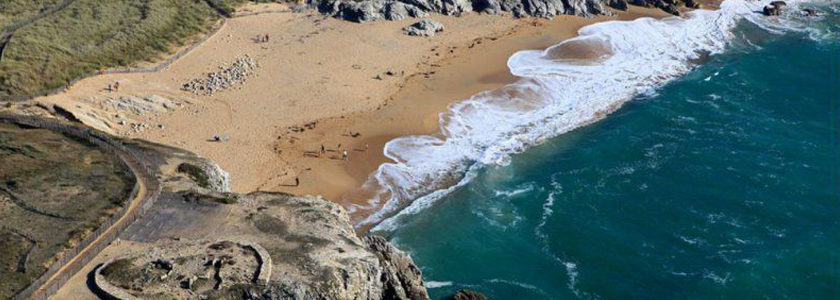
[386,5,840,299]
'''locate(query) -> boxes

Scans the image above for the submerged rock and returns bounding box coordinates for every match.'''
[801,8,821,16]
[449,289,488,300]
[403,19,445,36]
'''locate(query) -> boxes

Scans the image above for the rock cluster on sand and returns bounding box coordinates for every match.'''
[314,0,613,22]
[403,19,445,36]
[181,56,258,96]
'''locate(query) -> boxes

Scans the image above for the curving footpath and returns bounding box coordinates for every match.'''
[1,115,162,300]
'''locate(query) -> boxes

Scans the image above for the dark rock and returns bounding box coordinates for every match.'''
[662,3,679,15]
[762,0,786,16]
[629,0,650,7]
[685,0,700,9]
[802,8,820,16]
[450,289,488,300]
[473,0,502,14]
[403,19,445,36]
[608,0,628,10]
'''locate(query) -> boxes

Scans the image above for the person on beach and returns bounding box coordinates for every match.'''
[114,81,120,92]
[320,144,325,154]
[295,177,300,187]
[342,150,349,161]
[265,34,269,43]
[107,84,112,92]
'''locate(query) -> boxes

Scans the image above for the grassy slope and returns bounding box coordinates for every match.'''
[0,0,64,30]
[0,0,250,99]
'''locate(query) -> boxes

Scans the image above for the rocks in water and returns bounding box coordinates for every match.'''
[608,0,628,11]
[403,19,445,37]
[181,56,258,96]
[802,8,821,16]
[763,1,786,16]
[449,289,487,300]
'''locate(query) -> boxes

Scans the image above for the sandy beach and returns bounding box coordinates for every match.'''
[30,3,672,222]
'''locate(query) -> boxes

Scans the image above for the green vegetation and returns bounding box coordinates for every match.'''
[216,195,237,204]
[100,258,141,289]
[0,0,253,100]
[0,0,64,30]
[0,122,136,298]
[177,163,210,188]
[0,230,33,299]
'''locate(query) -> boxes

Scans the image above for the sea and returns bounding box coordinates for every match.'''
[363,0,839,298]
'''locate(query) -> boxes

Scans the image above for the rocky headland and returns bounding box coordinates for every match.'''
[0,115,428,299]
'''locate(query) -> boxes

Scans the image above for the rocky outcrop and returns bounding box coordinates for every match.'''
[84,137,431,299]
[763,0,786,16]
[365,236,428,299]
[314,0,612,22]
[403,19,445,36]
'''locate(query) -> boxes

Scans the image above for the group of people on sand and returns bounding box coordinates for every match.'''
[306,142,369,161]
[106,81,120,92]
[257,33,270,43]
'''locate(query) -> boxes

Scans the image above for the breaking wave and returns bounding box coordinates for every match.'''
[352,0,822,231]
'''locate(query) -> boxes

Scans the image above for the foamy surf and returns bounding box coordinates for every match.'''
[351,0,816,231]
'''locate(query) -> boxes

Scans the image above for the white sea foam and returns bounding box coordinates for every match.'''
[424,281,453,289]
[361,0,816,231]
[485,278,551,297]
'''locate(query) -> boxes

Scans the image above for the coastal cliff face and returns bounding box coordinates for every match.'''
[314,0,613,22]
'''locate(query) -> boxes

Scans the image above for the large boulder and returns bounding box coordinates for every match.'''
[763,1,786,16]
[762,1,786,16]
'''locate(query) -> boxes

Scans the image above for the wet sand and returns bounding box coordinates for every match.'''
[265,7,673,222]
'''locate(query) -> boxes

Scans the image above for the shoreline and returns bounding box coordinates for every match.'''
[14,3,685,227]
[264,7,673,223]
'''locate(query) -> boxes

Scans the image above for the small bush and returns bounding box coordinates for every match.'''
[176,163,209,188]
